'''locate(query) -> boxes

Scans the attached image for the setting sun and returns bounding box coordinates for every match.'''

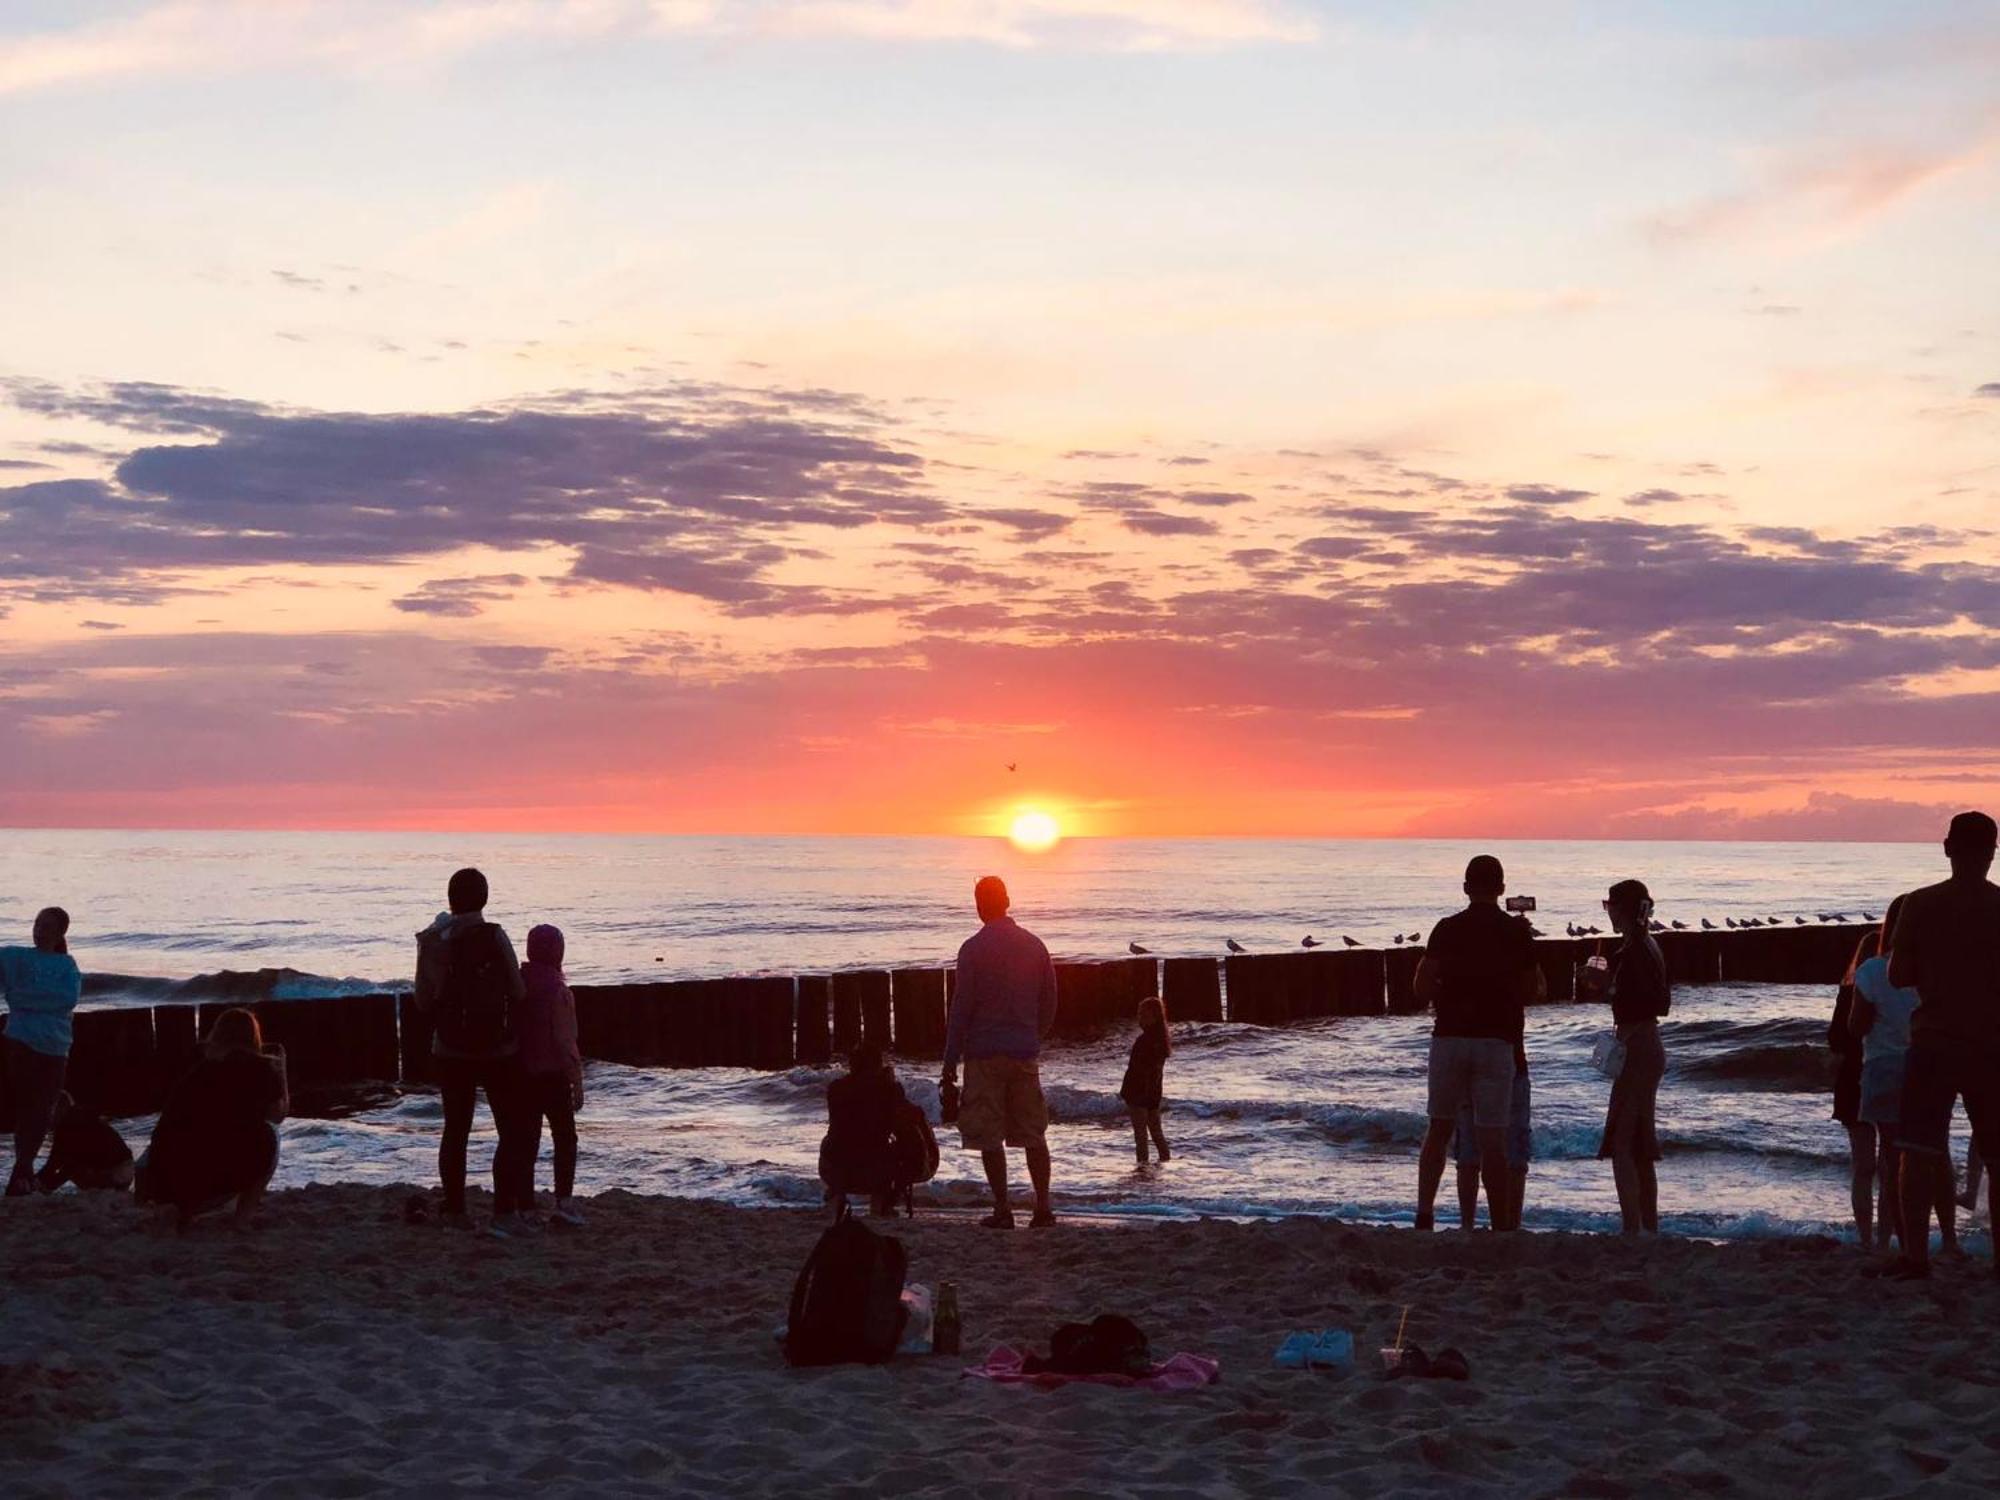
[1008,808,1062,852]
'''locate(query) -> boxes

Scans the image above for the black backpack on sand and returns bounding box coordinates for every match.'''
[785,1208,909,1367]
[434,921,515,1056]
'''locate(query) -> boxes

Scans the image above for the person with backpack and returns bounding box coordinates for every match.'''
[414,867,537,1238]
[819,1043,911,1217]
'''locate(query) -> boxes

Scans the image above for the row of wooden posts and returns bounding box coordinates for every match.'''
[5,924,1867,1122]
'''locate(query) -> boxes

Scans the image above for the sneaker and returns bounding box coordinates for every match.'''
[1029,1208,1057,1229]
[551,1198,586,1228]
[487,1212,542,1241]
[979,1210,1017,1230]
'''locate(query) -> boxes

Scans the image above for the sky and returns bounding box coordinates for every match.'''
[1,0,1997,839]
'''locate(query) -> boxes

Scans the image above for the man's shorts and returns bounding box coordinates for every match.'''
[1897,1029,2000,1158]
[959,1057,1050,1151]
[1454,1071,1532,1168]
[1427,1036,1515,1128]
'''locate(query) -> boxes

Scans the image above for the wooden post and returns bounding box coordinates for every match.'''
[1331,949,1386,1017]
[797,976,833,1067]
[1052,961,1102,1039]
[830,972,865,1056]
[1099,957,1157,1031]
[890,968,947,1059]
[1385,946,1424,1014]
[153,1003,200,1095]
[1534,939,1580,1004]
[1225,953,1283,1025]
[748,976,796,1070]
[1162,957,1221,1023]
[66,1009,159,1118]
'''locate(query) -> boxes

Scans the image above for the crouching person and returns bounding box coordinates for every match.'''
[137,1007,288,1226]
[36,1092,136,1192]
[819,1044,909,1218]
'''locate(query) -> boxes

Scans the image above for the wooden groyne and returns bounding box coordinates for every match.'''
[0,924,1871,1124]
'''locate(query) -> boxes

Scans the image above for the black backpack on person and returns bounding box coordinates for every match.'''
[784,1207,909,1367]
[890,1099,939,1193]
[433,921,515,1055]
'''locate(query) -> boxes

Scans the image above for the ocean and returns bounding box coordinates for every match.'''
[0,831,1966,1240]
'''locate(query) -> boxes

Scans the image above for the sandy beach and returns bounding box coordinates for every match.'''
[5,1187,1998,1497]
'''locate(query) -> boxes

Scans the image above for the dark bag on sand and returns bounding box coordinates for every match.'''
[890,1099,940,1188]
[785,1208,909,1367]
[1025,1315,1153,1378]
[434,922,514,1056]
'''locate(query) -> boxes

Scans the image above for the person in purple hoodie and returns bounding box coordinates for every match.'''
[519,924,585,1227]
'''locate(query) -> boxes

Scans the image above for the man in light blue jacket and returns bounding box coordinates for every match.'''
[941,877,1060,1228]
[3,907,82,1196]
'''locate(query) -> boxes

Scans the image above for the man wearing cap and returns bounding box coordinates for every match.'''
[941,876,1060,1228]
[1413,855,1543,1231]
[1887,811,2000,1279]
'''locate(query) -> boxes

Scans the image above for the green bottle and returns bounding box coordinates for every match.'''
[933,1281,961,1356]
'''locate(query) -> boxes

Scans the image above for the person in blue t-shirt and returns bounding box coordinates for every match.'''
[3,907,83,1197]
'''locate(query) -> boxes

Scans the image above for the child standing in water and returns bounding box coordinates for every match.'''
[519,924,585,1227]
[1118,998,1172,1166]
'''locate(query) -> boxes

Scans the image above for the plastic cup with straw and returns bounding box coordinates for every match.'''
[1380,1305,1411,1372]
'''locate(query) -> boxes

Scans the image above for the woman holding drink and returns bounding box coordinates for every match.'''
[1581,879,1670,1235]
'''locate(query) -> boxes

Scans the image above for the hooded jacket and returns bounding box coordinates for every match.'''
[518,924,582,1082]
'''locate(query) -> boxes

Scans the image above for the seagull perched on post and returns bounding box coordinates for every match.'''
[1726,918,1739,929]
[1862,911,1877,923]
[1393,933,1405,945]
[1671,920,1687,930]
[1406,932,1421,943]
[1129,942,1150,956]
[1341,935,1361,948]
[1301,935,1322,949]
[1225,938,1247,954]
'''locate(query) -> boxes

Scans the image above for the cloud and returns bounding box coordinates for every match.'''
[970,507,1073,540]
[1624,488,1688,507]
[1119,510,1219,537]
[1645,133,2000,248]
[1505,484,1593,507]
[391,574,530,618]
[0,0,1316,96]
[0,379,940,610]
[1976,383,2000,398]
[1178,489,1255,507]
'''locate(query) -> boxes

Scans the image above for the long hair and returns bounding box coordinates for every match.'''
[1138,996,1170,1055]
[204,1007,264,1059]
[1879,894,1907,956]
[1841,928,1882,987]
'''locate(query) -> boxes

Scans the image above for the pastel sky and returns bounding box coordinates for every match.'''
[2,0,1997,838]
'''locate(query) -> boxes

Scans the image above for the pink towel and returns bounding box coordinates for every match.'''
[964,1346,1220,1391]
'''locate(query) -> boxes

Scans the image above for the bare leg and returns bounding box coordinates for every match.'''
[980,1147,1011,1223]
[1959,1144,1984,1211]
[1637,1159,1659,1234]
[1898,1151,1936,1272]
[1146,1109,1170,1161]
[1476,1125,1513,1231]
[1877,1144,1902,1251]
[1935,1157,1960,1253]
[1025,1143,1053,1224]
[1611,1146,1642,1234]
[1416,1117,1455,1230]
[1845,1124,1876,1247]
[1511,1165,1529,1229]
[1455,1164,1479,1230]
[1127,1106,1150,1165]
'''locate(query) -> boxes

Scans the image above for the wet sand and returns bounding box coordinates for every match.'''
[5,1185,1999,1497]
